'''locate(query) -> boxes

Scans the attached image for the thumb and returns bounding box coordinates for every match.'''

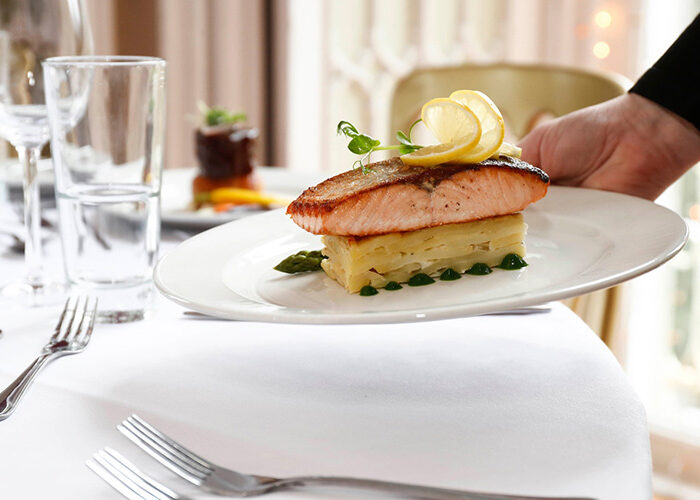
[518,126,545,168]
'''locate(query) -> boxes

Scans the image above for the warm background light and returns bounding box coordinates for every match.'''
[593,41,610,59]
[689,204,700,221]
[594,10,612,28]
[575,23,590,39]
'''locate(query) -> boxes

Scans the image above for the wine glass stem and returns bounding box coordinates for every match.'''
[17,145,44,289]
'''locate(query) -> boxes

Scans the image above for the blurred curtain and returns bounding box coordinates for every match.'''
[83,0,276,169]
[284,0,641,177]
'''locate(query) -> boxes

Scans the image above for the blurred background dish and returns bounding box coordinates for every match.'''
[160,166,323,230]
[0,159,324,231]
[0,162,324,231]
[192,103,259,207]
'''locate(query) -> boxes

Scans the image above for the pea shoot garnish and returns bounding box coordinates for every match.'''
[336,119,423,173]
[198,101,247,127]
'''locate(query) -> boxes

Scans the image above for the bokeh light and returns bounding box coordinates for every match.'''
[594,10,612,28]
[593,41,610,59]
[689,203,700,220]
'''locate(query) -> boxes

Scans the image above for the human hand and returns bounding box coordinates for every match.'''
[520,93,700,200]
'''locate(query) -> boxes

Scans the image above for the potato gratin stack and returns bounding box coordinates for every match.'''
[287,90,549,293]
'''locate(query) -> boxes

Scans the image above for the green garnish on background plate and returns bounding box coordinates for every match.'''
[198,101,247,126]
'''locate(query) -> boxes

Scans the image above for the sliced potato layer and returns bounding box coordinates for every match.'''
[321,213,526,293]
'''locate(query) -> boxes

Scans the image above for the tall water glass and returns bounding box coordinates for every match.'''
[0,0,92,306]
[43,56,166,322]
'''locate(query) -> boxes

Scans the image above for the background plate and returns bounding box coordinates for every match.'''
[154,186,688,324]
[160,167,323,229]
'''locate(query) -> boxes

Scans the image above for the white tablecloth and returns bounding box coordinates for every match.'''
[0,198,651,500]
[0,283,652,500]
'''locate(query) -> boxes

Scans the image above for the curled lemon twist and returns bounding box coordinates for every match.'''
[400,90,520,166]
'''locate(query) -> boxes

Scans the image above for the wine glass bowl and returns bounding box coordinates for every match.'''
[0,1,89,143]
[0,0,92,306]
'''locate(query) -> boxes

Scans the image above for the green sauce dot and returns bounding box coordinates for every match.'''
[496,253,528,270]
[407,273,435,286]
[439,268,461,281]
[384,281,402,291]
[360,285,379,296]
[465,263,492,275]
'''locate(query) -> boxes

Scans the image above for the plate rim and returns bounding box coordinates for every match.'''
[154,186,688,324]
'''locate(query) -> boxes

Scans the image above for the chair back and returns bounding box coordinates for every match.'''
[390,63,631,140]
[391,63,632,344]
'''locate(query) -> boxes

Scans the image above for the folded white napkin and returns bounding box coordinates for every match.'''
[0,298,649,500]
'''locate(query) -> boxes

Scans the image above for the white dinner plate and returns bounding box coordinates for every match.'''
[160,167,323,229]
[154,186,688,324]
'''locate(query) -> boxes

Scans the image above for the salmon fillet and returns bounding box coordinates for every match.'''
[287,156,549,236]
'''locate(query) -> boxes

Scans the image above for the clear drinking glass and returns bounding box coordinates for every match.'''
[43,56,166,322]
[0,0,92,306]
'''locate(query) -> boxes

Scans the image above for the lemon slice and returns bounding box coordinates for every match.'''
[401,140,477,166]
[419,97,481,145]
[492,141,522,159]
[402,98,481,166]
[449,90,505,163]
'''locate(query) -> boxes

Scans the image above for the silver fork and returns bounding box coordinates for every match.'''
[118,415,597,500]
[0,296,98,421]
[87,448,191,500]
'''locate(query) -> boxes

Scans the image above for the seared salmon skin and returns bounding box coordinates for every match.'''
[287,156,549,237]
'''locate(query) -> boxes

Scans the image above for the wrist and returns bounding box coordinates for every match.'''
[623,93,700,168]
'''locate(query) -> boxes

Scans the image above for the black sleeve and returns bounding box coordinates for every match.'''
[629,14,700,130]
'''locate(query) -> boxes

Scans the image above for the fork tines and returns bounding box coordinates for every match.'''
[0,295,98,422]
[87,447,182,500]
[51,295,98,345]
[117,415,212,485]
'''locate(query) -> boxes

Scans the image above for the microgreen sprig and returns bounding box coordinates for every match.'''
[336,119,423,173]
[197,101,247,126]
